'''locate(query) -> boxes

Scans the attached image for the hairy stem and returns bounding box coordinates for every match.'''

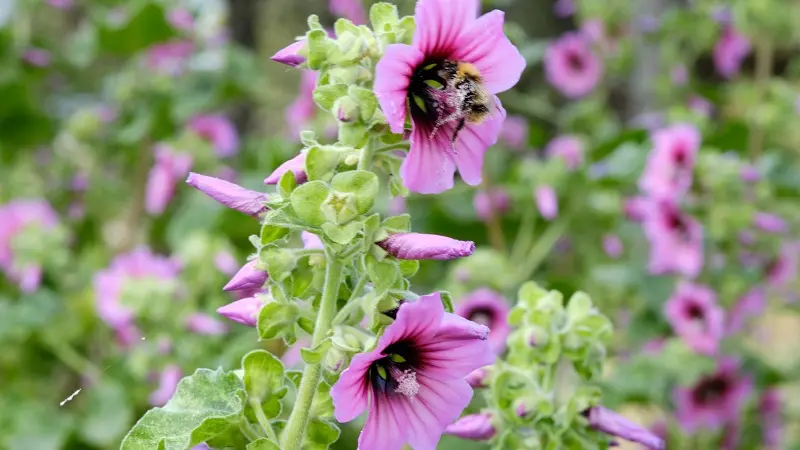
[250,398,279,443]
[281,253,344,450]
[748,39,773,162]
[333,275,368,324]
[358,139,376,171]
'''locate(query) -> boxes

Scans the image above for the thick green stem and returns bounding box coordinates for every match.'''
[358,139,376,171]
[281,255,344,450]
[333,275,367,324]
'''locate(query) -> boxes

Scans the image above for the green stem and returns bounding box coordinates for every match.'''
[42,335,101,383]
[239,420,261,442]
[513,216,569,284]
[510,206,536,265]
[358,139,376,171]
[333,276,368,324]
[373,142,410,154]
[281,254,344,450]
[250,398,279,443]
[748,39,773,162]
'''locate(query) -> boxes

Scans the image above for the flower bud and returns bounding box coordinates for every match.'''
[465,368,489,388]
[584,406,665,450]
[321,191,359,224]
[223,260,269,292]
[377,233,475,260]
[149,364,182,406]
[186,313,228,336]
[444,413,496,441]
[271,40,307,67]
[264,152,308,185]
[302,231,324,250]
[535,185,558,220]
[186,173,269,218]
[217,295,265,327]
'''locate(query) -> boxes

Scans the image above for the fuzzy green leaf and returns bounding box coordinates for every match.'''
[330,170,379,214]
[290,181,330,227]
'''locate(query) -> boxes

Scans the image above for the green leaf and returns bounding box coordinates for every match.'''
[261,249,297,282]
[79,381,132,447]
[381,214,411,233]
[98,3,175,56]
[306,29,331,70]
[290,181,331,227]
[4,402,73,450]
[304,419,340,449]
[305,146,342,182]
[261,222,290,246]
[247,438,281,450]
[396,16,416,45]
[313,84,348,111]
[258,302,300,343]
[284,374,335,420]
[398,259,419,277]
[365,254,399,295]
[300,338,333,365]
[439,291,455,313]
[330,170,379,214]
[338,121,369,147]
[370,3,399,31]
[242,350,285,403]
[121,369,246,450]
[322,221,363,245]
[348,86,378,121]
[278,170,297,198]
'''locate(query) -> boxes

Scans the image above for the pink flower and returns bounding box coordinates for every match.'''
[214,251,239,275]
[0,199,59,293]
[445,413,496,440]
[473,189,510,221]
[271,40,307,68]
[639,123,700,199]
[688,95,714,118]
[672,64,689,86]
[753,212,787,234]
[713,27,750,79]
[188,115,239,157]
[499,115,528,149]
[145,144,193,216]
[168,8,194,32]
[286,70,319,141]
[22,48,52,67]
[47,0,74,9]
[378,233,475,260]
[281,337,309,368]
[301,231,324,250]
[664,282,724,355]
[535,185,558,220]
[264,152,308,185]
[94,248,182,341]
[146,40,194,76]
[553,0,574,17]
[389,196,407,215]
[149,364,182,406]
[545,135,584,171]
[759,389,783,450]
[674,359,752,432]
[186,313,228,336]
[603,234,623,259]
[455,288,510,354]
[186,173,269,217]
[374,0,525,194]
[727,287,765,335]
[642,200,704,278]
[740,164,761,183]
[329,0,366,24]
[545,32,602,98]
[465,368,488,388]
[217,295,265,327]
[766,243,798,288]
[585,407,665,450]
[331,293,494,450]
[223,260,269,292]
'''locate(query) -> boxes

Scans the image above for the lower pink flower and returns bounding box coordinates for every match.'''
[188,115,239,157]
[643,199,704,278]
[0,199,59,293]
[545,32,602,98]
[455,288,510,354]
[535,185,558,220]
[145,144,193,215]
[664,282,724,355]
[331,293,494,450]
[674,358,752,432]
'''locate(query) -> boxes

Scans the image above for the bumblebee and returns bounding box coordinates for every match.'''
[410,60,494,151]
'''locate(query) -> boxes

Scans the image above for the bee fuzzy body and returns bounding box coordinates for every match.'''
[434,61,493,149]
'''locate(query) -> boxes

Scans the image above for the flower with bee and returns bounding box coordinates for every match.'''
[374,0,525,194]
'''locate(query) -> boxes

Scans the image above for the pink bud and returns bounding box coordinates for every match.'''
[445,413,496,441]
[535,185,559,220]
[217,296,265,327]
[223,260,269,292]
[264,152,308,185]
[149,364,182,406]
[271,40,307,67]
[186,172,269,217]
[378,233,475,260]
[465,368,488,388]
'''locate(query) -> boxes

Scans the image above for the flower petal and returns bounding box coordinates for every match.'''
[381,292,445,346]
[403,120,456,194]
[375,44,424,134]
[358,390,405,450]
[419,313,494,380]
[451,10,526,93]
[413,0,479,57]
[401,376,474,450]
[450,98,506,185]
[331,354,374,422]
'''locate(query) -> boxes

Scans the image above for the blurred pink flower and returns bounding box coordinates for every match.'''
[603,234,623,259]
[688,95,714,118]
[456,288,510,354]
[713,27,750,79]
[545,135,584,171]
[664,282,724,355]
[545,32,602,98]
[145,144,193,216]
[639,123,700,200]
[149,364,182,406]
[146,40,194,76]
[727,287,765,335]
[753,212,787,234]
[473,189,510,221]
[389,196,407,215]
[553,0,574,17]
[188,115,239,157]
[759,389,783,450]
[643,200,704,278]
[22,48,52,67]
[286,70,319,141]
[378,232,475,260]
[535,185,558,220]
[674,359,752,432]
[445,413,496,441]
[499,115,528,149]
[585,406,665,450]
[0,199,59,293]
[766,243,798,288]
[168,8,194,32]
[186,313,228,336]
[214,251,239,276]
[47,0,73,9]
[329,0,366,24]
[672,64,689,86]
[740,164,760,183]
[301,231,323,250]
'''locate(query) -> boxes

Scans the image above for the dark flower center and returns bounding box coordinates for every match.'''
[566,51,585,71]
[673,143,688,166]
[468,308,494,327]
[692,375,731,405]
[369,341,422,398]
[685,301,704,320]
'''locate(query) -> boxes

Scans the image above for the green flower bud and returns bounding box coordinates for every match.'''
[321,190,359,224]
[67,109,102,141]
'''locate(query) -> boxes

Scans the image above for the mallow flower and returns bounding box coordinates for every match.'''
[455,288,510,354]
[639,123,700,200]
[584,407,665,450]
[727,287,765,335]
[223,260,268,292]
[264,151,308,185]
[146,40,194,76]
[329,0,366,24]
[544,32,602,98]
[185,313,228,336]
[759,389,783,450]
[535,185,558,220]
[545,135,584,171]
[643,200,704,278]
[188,115,239,157]
[146,144,193,215]
[766,243,798,288]
[498,115,528,149]
[473,189,509,221]
[374,0,525,194]
[713,26,750,79]
[331,293,494,450]
[378,232,475,260]
[674,358,752,432]
[664,282,724,355]
[0,199,59,293]
[444,413,496,440]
